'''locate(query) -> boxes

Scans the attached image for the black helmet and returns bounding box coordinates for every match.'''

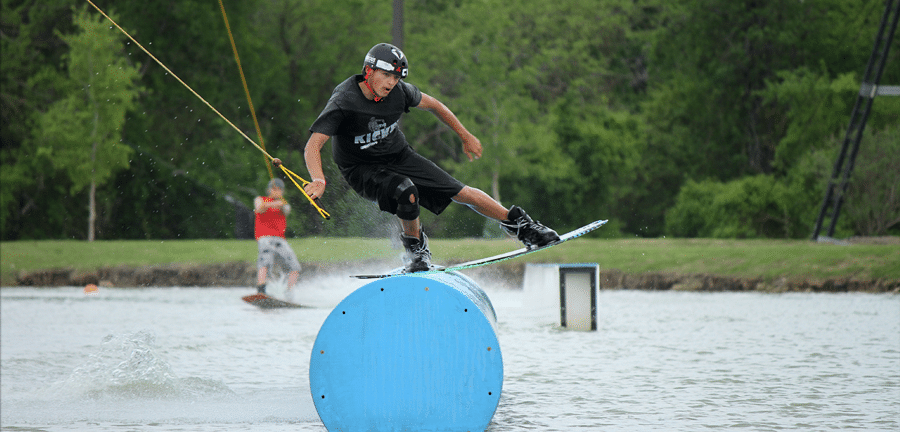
[363,43,408,78]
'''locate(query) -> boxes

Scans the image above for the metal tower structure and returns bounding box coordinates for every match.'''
[811,0,900,240]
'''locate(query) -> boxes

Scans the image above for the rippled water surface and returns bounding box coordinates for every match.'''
[2,274,898,431]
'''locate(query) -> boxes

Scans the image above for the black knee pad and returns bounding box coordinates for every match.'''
[393,178,420,220]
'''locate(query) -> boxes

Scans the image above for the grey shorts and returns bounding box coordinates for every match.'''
[257,236,302,272]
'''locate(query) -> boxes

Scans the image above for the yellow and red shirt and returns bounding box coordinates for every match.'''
[254,197,287,239]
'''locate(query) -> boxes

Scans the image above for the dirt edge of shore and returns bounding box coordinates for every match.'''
[10,261,899,294]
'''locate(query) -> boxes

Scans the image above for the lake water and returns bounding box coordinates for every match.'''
[2,272,898,431]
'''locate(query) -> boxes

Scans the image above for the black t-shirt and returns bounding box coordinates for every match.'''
[309,74,422,167]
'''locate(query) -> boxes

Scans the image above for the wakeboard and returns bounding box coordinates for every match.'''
[242,293,305,309]
[352,219,608,279]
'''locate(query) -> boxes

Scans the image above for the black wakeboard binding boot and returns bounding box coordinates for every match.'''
[400,230,432,273]
[500,205,560,249]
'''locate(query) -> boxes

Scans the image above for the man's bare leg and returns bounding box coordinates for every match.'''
[454,185,560,247]
[452,186,509,220]
[399,218,421,238]
[257,267,268,286]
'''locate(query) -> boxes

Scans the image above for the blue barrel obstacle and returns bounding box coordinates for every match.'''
[310,272,503,431]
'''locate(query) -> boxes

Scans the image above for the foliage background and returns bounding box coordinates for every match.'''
[2,0,898,241]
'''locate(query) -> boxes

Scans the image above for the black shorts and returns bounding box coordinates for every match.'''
[339,147,465,216]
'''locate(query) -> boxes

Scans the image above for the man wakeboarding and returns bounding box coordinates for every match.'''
[300,43,559,273]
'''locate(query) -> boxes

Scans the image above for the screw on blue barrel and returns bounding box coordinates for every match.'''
[310,272,503,432]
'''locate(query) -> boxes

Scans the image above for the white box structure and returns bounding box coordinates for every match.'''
[523,263,599,331]
[559,264,598,331]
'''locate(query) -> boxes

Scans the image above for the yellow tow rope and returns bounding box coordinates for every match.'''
[85,0,330,220]
[217,0,272,180]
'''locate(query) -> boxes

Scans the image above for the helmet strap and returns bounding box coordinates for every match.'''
[363,67,382,102]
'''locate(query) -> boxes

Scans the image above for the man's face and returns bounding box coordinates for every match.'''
[268,186,283,199]
[369,68,400,98]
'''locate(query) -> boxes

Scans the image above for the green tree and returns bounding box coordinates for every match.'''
[636,0,890,236]
[4,0,893,240]
[664,175,801,238]
[34,6,141,240]
[1,0,75,239]
[845,127,900,236]
[758,67,859,172]
[403,0,643,235]
[249,0,392,234]
[645,0,881,176]
[545,94,642,234]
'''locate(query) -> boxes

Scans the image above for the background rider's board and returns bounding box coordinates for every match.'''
[242,293,304,309]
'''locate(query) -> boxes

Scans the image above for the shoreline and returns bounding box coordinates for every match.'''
[10,261,899,293]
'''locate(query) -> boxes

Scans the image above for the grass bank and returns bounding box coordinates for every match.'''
[2,237,898,286]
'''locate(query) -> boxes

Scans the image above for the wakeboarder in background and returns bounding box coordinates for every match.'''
[242,178,306,309]
[253,178,302,294]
